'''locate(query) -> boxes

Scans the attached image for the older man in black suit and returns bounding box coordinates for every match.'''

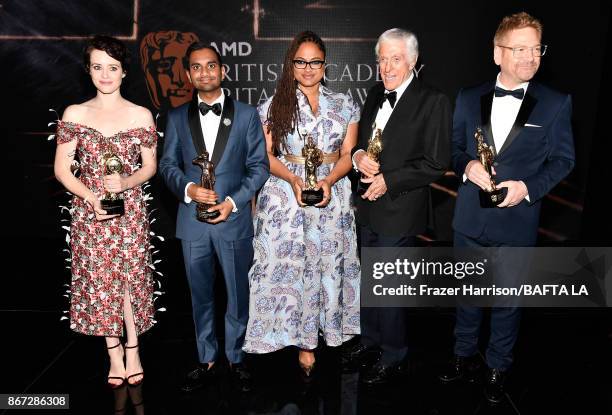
[346,28,452,384]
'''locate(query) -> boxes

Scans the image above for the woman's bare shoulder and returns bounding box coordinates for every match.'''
[61,101,95,122]
[124,102,155,128]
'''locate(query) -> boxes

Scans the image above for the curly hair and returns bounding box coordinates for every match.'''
[267,31,326,154]
[83,35,129,72]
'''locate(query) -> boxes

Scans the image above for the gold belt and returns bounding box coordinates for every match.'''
[283,150,340,164]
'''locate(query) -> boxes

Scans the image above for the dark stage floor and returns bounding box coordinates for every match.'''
[2,239,611,415]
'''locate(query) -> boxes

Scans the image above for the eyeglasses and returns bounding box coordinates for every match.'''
[293,59,325,69]
[497,44,548,58]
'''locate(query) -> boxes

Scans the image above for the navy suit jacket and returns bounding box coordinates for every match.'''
[159,94,269,241]
[452,81,575,245]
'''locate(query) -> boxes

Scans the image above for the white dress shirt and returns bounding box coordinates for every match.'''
[184,93,237,212]
[491,74,529,153]
[353,73,415,170]
[463,73,530,201]
[373,72,414,132]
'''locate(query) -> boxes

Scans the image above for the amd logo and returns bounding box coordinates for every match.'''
[210,42,252,57]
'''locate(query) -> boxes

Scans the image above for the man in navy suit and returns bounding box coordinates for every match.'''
[159,42,269,392]
[439,12,575,403]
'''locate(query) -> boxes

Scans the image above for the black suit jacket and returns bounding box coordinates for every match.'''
[353,78,452,236]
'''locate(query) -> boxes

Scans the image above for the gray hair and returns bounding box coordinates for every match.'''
[375,28,419,63]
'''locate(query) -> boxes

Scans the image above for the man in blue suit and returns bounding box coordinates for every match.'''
[439,12,575,403]
[159,42,269,392]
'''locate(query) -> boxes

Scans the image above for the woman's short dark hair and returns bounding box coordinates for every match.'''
[184,42,223,67]
[83,35,129,72]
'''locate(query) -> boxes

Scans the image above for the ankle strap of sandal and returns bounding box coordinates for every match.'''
[107,342,122,350]
[125,344,139,349]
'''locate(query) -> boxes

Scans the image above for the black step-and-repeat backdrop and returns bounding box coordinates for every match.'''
[2,0,611,243]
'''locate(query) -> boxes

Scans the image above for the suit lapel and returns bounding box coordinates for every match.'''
[188,96,206,156]
[382,77,419,139]
[497,86,537,155]
[479,84,496,155]
[364,87,383,139]
[211,93,235,167]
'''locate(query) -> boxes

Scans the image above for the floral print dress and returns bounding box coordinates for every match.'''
[56,121,157,337]
[243,86,361,353]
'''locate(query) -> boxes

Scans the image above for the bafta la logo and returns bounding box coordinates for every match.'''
[140,31,199,110]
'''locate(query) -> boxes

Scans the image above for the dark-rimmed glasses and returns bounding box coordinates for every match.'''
[293,59,325,69]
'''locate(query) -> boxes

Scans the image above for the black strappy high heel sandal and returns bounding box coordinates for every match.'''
[107,342,125,389]
[125,344,144,386]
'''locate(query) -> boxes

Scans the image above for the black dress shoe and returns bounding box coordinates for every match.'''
[360,361,402,385]
[342,342,381,372]
[181,363,218,392]
[230,362,253,393]
[438,354,482,383]
[484,368,506,404]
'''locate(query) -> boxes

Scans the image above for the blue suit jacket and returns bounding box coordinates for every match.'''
[159,94,269,241]
[452,81,575,245]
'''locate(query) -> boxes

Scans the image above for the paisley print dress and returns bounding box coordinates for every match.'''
[243,86,361,353]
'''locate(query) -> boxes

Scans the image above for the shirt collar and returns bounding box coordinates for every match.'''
[296,83,331,99]
[197,91,225,110]
[296,84,330,116]
[495,73,529,95]
[386,71,414,101]
[319,84,333,96]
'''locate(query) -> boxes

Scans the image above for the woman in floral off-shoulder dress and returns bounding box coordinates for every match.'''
[53,35,157,388]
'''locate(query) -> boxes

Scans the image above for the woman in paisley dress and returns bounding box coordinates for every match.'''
[243,31,361,375]
[53,36,157,388]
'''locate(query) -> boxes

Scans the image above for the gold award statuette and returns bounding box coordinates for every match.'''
[357,127,383,195]
[474,128,506,208]
[100,152,125,215]
[192,151,221,221]
[301,134,324,206]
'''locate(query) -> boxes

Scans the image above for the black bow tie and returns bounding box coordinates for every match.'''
[494,86,525,100]
[379,90,397,109]
[199,102,222,116]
